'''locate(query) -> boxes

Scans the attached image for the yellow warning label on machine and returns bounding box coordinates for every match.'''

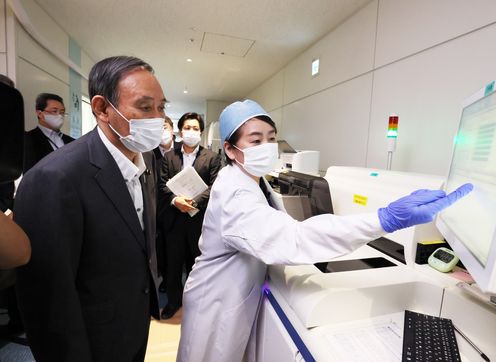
[353,194,368,206]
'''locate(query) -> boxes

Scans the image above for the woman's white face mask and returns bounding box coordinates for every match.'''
[233,142,279,177]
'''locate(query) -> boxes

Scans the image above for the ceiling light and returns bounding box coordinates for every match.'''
[186,58,192,62]
[183,88,188,94]
[166,104,171,108]
[311,58,320,77]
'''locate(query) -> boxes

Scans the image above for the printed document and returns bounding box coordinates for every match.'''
[166,166,207,217]
[322,313,403,362]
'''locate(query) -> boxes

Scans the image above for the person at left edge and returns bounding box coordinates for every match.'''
[23,93,75,173]
[14,56,164,362]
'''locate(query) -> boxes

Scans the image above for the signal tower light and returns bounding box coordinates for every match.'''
[387,114,398,138]
[386,114,398,170]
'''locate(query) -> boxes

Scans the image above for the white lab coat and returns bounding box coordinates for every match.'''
[177,164,385,362]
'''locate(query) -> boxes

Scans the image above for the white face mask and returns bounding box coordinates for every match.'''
[234,142,279,177]
[44,114,64,130]
[108,101,164,153]
[182,130,201,147]
[161,129,173,146]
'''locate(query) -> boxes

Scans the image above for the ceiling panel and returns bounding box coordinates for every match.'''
[200,32,255,57]
[34,0,372,117]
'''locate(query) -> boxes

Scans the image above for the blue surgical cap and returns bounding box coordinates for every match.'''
[219,99,272,144]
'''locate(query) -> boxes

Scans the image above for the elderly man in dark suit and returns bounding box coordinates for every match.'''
[23,93,75,173]
[159,112,221,319]
[14,56,165,361]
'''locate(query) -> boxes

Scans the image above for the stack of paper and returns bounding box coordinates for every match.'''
[166,167,208,217]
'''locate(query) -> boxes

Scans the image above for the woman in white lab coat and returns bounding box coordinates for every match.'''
[176,100,472,362]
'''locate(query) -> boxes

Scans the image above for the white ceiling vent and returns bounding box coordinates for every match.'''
[200,32,255,57]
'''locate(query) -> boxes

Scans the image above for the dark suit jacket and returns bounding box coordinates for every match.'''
[0,181,14,212]
[23,126,75,173]
[15,128,160,362]
[158,145,221,231]
[153,142,180,217]
[152,141,181,163]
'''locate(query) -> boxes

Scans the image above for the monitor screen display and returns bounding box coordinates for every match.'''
[438,90,496,273]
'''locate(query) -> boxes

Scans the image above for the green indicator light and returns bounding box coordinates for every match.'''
[387,129,398,138]
[370,172,379,177]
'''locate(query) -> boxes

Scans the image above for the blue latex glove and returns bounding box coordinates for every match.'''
[378,183,473,233]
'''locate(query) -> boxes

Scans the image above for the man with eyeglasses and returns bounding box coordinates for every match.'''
[23,93,75,172]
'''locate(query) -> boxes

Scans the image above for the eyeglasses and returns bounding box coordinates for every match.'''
[43,109,69,117]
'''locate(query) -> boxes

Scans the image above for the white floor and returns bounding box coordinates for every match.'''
[145,308,182,362]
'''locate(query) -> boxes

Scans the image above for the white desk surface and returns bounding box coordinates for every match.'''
[266,244,496,361]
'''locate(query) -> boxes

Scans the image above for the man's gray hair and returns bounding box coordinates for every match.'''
[88,56,154,106]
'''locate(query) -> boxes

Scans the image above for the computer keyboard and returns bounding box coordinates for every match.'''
[402,310,461,362]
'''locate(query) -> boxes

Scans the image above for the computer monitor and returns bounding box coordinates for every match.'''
[436,85,496,293]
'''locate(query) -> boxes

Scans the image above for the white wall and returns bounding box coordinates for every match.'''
[81,51,94,97]
[248,70,285,133]
[0,0,15,79]
[0,0,7,74]
[7,0,94,135]
[205,100,229,127]
[247,0,496,176]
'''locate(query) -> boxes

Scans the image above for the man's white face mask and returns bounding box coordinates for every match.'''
[182,130,201,147]
[107,101,164,153]
[161,129,173,146]
[44,114,64,130]
[233,142,279,177]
